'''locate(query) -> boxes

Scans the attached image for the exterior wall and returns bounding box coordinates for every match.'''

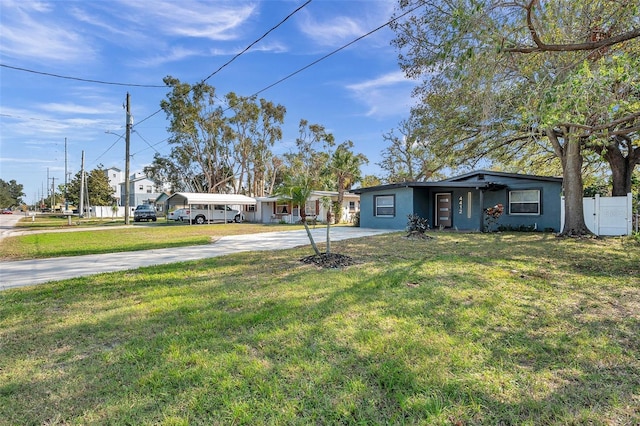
[253,193,360,224]
[482,181,562,232]
[414,188,483,230]
[106,168,123,203]
[121,177,162,207]
[357,174,563,232]
[359,186,414,229]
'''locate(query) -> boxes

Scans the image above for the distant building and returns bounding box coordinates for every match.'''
[106,167,162,207]
[105,167,123,203]
[120,175,162,207]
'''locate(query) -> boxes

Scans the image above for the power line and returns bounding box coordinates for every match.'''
[128,3,424,157]
[250,3,424,98]
[0,64,166,88]
[132,130,162,155]
[128,0,313,133]
[94,131,124,163]
[200,0,312,84]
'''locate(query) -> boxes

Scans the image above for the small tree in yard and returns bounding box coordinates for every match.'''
[406,214,432,239]
[273,175,320,256]
[484,204,504,232]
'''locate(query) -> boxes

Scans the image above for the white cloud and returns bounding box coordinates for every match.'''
[345,71,416,118]
[135,46,204,68]
[0,1,96,63]
[39,103,115,115]
[69,6,130,38]
[117,1,257,41]
[298,1,396,47]
[346,71,409,92]
[299,14,365,46]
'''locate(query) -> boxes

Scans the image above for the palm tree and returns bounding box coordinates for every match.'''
[329,142,367,223]
[273,175,320,256]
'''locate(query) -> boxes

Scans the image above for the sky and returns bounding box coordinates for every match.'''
[0,0,418,204]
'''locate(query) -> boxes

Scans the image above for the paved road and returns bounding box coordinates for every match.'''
[0,226,395,291]
[0,211,24,239]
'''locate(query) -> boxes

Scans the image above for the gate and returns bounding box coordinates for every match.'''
[561,193,633,236]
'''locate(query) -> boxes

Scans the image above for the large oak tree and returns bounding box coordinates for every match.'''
[391,0,639,235]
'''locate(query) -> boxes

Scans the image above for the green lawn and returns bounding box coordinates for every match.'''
[0,222,306,260]
[1,233,638,425]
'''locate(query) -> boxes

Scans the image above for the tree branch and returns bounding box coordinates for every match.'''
[505,28,640,53]
[504,0,640,54]
[555,111,640,137]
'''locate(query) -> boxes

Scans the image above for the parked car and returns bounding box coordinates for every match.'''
[168,208,187,221]
[174,205,243,224]
[133,204,157,222]
[2,208,13,214]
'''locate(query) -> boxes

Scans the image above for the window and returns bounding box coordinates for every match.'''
[509,190,540,214]
[349,201,356,211]
[138,184,144,191]
[304,201,316,216]
[375,195,395,217]
[276,203,289,214]
[146,185,153,193]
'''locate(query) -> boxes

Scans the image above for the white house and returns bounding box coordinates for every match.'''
[120,174,163,207]
[250,190,360,224]
[105,167,123,203]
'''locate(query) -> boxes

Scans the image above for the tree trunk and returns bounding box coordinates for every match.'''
[547,128,591,236]
[303,219,321,255]
[603,141,636,196]
[335,184,345,224]
[326,216,331,255]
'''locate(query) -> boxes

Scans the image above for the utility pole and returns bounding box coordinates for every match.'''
[50,177,56,211]
[64,137,69,211]
[79,151,85,218]
[124,92,132,225]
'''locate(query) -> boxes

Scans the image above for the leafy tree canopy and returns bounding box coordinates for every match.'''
[391,0,639,235]
[0,179,25,208]
[65,165,115,206]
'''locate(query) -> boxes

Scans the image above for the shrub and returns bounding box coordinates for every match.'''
[352,211,360,227]
[484,203,504,232]
[406,214,430,234]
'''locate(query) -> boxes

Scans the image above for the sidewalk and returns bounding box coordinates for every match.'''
[0,227,394,291]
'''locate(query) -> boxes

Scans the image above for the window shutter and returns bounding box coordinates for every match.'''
[315,200,319,215]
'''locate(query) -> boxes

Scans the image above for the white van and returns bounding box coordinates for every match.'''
[176,205,243,224]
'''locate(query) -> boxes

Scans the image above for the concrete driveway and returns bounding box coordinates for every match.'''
[0,227,395,291]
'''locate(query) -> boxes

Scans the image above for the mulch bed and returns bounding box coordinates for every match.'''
[404,231,435,240]
[300,253,356,269]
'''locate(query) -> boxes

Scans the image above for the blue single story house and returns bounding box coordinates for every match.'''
[352,170,563,232]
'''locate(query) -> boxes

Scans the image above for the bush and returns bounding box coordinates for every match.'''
[406,214,429,234]
[352,211,360,227]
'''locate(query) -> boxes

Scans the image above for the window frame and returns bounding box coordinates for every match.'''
[275,202,289,214]
[508,189,541,215]
[304,202,316,216]
[374,194,395,217]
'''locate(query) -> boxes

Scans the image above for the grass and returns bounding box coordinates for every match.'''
[0,222,306,260]
[1,232,638,425]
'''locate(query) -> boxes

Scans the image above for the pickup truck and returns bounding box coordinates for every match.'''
[170,205,243,224]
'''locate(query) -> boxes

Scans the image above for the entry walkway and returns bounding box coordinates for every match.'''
[0,227,394,290]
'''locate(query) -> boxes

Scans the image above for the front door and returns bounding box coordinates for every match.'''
[435,193,452,228]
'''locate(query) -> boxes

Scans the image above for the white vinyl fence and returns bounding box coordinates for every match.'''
[85,206,133,219]
[561,193,633,236]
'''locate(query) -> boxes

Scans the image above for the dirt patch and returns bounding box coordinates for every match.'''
[300,253,356,269]
[404,231,435,240]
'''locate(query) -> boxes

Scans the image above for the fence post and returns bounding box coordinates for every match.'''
[594,194,600,236]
